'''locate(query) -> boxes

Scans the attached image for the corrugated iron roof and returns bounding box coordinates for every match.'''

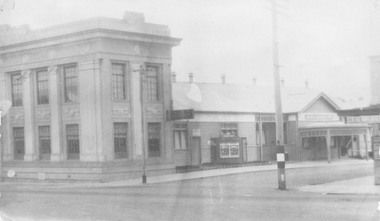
[172,82,340,113]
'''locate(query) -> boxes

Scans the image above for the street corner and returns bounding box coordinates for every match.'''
[298,176,380,195]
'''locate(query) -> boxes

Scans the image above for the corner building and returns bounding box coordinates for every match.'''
[0,12,181,181]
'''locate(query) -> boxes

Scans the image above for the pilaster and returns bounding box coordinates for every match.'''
[78,60,101,161]
[23,70,37,161]
[99,59,113,161]
[49,66,63,161]
[131,62,143,158]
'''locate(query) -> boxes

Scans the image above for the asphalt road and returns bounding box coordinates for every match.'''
[0,161,377,221]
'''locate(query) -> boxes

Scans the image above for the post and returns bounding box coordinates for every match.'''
[271,0,286,190]
[326,130,331,164]
[139,66,147,184]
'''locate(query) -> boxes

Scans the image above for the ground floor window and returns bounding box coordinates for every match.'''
[114,123,128,159]
[66,124,80,160]
[148,123,161,157]
[174,123,187,150]
[13,127,24,160]
[39,126,51,160]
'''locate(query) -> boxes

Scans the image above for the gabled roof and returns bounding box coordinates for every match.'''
[172,82,340,114]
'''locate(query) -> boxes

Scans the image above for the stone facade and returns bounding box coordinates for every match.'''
[0,12,181,182]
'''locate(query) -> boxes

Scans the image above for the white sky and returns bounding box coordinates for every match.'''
[0,0,379,101]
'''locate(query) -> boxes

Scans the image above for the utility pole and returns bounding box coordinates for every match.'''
[271,0,286,190]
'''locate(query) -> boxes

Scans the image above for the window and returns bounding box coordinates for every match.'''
[145,65,159,101]
[13,127,24,160]
[36,69,49,104]
[114,123,128,159]
[221,123,238,137]
[11,73,23,107]
[66,124,80,160]
[39,126,51,160]
[174,124,187,150]
[63,65,78,102]
[112,63,128,100]
[148,123,161,157]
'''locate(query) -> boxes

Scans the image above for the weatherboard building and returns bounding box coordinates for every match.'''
[171,76,371,167]
[0,12,181,181]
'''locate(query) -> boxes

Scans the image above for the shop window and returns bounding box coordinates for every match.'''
[221,123,238,137]
[112,63,128,100]
[174,123,187,150]
[13,127,25,160]
[145,65,160,101]
[39,126,51,160]
[148,123,161,157]
[114,123,128,159]
[11,73,23,107]
[36,69,49,105]
[220,143,240,158]
[66,124,80,160]
[63,65,78,103]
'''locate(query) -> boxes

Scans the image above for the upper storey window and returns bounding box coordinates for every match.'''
[11,73,23,107]
[63,65,78,103]
[36,69,49,105]
[112,63,128,100]
[145,65,160,101]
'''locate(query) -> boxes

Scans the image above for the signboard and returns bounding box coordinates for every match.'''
[347,115,380,124]
[220,142,240,158]
[298,113,340,121]
[167,109,194,121]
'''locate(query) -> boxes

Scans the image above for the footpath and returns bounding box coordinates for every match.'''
[0,158,375,194]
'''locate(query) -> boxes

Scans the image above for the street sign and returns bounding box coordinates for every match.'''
[167,109,194,121]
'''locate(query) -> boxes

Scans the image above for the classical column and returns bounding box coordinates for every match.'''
[130,62,143,158]
[162,63,172,160]
[48,66,62,161]
[23,70,37,161]
[78,60,102,161]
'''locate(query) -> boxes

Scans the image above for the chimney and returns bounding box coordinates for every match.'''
[171,72,176,83]
[305,80,309,88]
[123,11,145,24]
[281,78,285,87]
[252,76,257,86]
[189,72,194,83]
[221,74,226,84]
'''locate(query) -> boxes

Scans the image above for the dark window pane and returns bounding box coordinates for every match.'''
[148,123,161,157]
[11,74,23,106]
[13,127,24,160]
[144,66,159,101]
[63,66,78,102]
[114,123,128,159]
[112,63,127,100]
[37,70,49,105]
[66,124,80,160]
[38,126,51,160]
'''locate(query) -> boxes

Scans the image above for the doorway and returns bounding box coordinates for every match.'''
[191,137,201,166]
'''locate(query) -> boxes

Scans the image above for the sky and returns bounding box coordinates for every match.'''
[0,0,378,102]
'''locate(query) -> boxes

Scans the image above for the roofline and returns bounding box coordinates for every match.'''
[299,92,341,113]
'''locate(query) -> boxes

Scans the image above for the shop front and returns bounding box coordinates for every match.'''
[298,124,371,162]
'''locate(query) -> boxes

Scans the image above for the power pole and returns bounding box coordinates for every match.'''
[271,0,286,190]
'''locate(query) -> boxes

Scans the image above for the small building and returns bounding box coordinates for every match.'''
[0,12,181,182]
[172,79,371,167]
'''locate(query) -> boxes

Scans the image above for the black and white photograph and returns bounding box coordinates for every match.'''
[0,0,379,220]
